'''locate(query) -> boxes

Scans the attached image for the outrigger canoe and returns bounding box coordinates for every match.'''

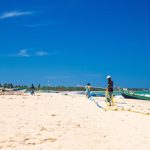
[120,89,150,101]
[0,88,26,95]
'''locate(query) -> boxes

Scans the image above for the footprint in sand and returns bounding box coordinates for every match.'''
[42,138,57,143]
[7,144,16,148]
[36,133,42,136]
[22,137,57,145]
[0,139,16,148]
[23,138,37,145]
[75,124,81,128]
[40,127,48,131]
[0,140,7,144]
[40,126,55,132]
[56,121,61,126]
[51,114,57,117]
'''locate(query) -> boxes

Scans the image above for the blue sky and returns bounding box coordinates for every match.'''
[0,0,150,87]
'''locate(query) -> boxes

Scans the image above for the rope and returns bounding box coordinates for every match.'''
[105,89,150,116]
[89,89,150,116]
[104,106,150,116]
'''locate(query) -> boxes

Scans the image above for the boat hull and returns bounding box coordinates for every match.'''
[120,90,150,101]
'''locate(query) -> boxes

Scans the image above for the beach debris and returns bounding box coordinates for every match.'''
[51,114,57,117]
[56,121,61,126]
[40,127,48,131]
[43,137,57,142]
[75,124,81,128]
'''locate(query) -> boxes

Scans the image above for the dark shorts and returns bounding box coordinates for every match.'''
[106,92,113,102]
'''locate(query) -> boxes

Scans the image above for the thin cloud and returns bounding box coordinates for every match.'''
[36,50,60,57]
[36,51,49,56]
[17,49,30,57]
[0,11,33,19]
[12,49,59,58]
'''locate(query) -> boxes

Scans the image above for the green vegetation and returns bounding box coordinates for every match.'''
[0,83,105,91]
[36,85,106,91]
[0,83,149,92]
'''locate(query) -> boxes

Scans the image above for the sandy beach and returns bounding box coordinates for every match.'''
[0,93,150,150]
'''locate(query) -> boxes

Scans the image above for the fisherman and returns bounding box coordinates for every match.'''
[106,75,114,106]
[85,83,91,98]
[31,84,35,95]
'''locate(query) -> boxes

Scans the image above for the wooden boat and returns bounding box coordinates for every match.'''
[0,88,26,95]
[120,89,150,100]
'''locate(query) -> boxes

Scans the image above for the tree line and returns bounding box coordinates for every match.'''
[1,83,147,91]
[0,83,106,91]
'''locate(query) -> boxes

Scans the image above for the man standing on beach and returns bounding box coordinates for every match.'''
[85,83,91,98]
[31,84,35,95]
[106,76,114,106]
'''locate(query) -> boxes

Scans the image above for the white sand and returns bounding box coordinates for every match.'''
[0,93,150,150]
